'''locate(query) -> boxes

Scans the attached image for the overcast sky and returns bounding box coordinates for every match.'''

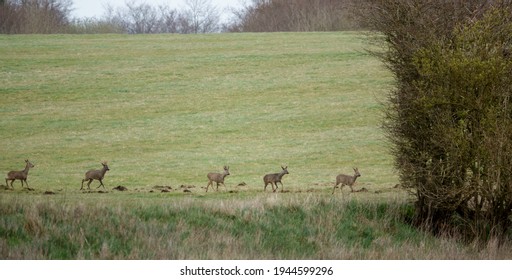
[71,0,244,20]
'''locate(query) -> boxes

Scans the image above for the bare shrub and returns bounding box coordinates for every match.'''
[67,17,123,34]
[362,0,512,243]
[0,0,71,33]
[226,0,359,32]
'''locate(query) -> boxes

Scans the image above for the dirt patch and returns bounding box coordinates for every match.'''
[82,190,108,194]
[113,185,128,191]
[153,185,172,190]
[43,191,56,195]
[295,188,321,193]
[312,182,335,187]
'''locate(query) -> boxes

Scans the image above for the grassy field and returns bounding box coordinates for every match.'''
[1,32,393,190]
[1,32,510,259]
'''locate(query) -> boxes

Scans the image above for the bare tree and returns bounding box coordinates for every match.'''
[98,0,220,34]
[104,0,160,34]
[181,0,220,33]
[157,5,179,33]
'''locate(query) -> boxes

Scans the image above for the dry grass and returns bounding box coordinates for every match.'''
[1,192,511,259]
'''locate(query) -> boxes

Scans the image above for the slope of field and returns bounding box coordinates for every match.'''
[0,32,393,191]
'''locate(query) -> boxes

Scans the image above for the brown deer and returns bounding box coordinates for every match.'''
[5,159,34,189]
[263,166,289,192]
[332,167,361,194]
[81,162,110,190]
[206,166,230,192]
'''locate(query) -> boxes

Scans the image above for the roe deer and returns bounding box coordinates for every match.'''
[206,166,230,192]
[263,166,289,192]
[5,159,34,189]
[332,167,361,194]
[81,162,110,190]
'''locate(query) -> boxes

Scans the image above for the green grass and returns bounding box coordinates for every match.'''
[2,194,511,259]
[0,32,393,191]
[2,32,509,259]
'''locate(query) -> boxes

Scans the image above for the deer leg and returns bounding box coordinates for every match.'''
[216,182,219,191]
[272,183,277,192]
[24,179,29,188]
[97,179,105,189]
[87,179,93,190]
[206,181,211,192]
[349,185,354,192]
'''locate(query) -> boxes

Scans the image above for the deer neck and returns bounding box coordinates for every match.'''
[23,164,31,175]
[278,171,287,179]
[352,175,359,183]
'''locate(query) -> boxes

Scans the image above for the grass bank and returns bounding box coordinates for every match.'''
[2,193,509,259]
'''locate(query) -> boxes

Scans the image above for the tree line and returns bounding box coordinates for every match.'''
[0,0,361,34]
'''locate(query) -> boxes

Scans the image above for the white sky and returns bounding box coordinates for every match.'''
[71,0,244,20]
